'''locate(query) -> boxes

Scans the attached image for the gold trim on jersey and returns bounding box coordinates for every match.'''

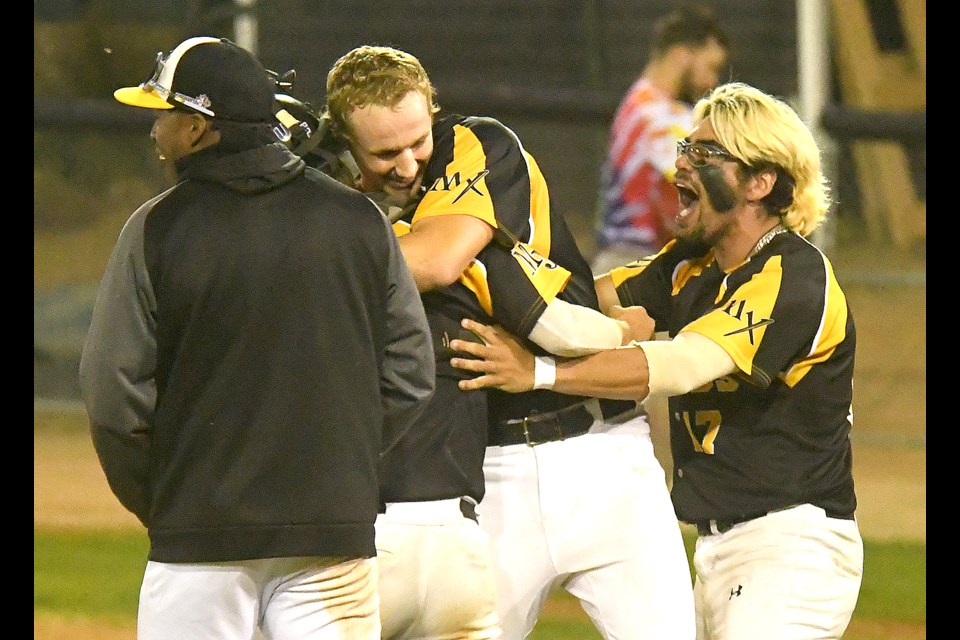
[395,217,496,314]
[510,241,569,304]
[392,220,411,237]
[460,260,494,315]
[522,150,553,254]
[675,253,716,297]
[405,121,570,314]
[605,239,714,293]
[782,254,850,387]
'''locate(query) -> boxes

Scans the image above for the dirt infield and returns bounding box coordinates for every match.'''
[33,418,925,540]
[35,615,135,640]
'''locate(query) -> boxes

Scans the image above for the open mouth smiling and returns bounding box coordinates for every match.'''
[675,179,700,222]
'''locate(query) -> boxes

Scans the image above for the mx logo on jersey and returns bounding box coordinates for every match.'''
[721,299,773,345]
[427,170,489,203]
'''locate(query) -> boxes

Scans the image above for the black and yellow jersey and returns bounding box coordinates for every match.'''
[608,231,857,524]
[306,113,628,505]
[398,114,632,432]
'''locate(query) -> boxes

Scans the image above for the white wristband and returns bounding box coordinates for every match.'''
[533,356,557,390]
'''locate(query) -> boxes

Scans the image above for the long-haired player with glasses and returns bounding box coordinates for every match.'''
[449,81,864,640]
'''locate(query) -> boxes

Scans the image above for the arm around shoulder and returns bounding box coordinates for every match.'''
[398,214,494,292]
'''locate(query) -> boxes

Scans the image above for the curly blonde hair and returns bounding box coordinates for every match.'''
[324,45,440,141]
[693,82,831,237]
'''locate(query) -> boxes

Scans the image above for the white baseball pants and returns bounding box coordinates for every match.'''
[692,503,863,639]
[137,555,380,640]
[376,499,502,639]
[479,410,695,639]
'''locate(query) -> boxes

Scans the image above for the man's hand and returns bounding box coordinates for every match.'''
[609,305,655,344]
[449,319,536,393]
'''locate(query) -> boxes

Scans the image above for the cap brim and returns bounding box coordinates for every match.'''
[114,86,174,110]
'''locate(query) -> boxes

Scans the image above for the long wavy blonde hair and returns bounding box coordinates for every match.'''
[693,82,831,237]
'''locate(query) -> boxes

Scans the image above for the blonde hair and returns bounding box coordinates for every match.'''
[324,45,440,140]
[692,82,831,237]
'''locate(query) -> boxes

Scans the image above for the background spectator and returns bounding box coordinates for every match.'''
[592,3,730,273]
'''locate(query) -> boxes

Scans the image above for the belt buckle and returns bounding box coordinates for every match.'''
[696,519,729,536]
[522,415,565,446]
[522,416,544,446]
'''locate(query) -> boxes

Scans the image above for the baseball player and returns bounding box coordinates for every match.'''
[286,49,504,639]
[450,81,864,640]
[303,45,696,639]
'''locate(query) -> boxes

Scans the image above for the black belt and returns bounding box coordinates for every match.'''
[694,506,855,536]
[488,401,594,447]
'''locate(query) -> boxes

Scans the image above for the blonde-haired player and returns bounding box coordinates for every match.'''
[314,45,695,640]
[452,82,864,640]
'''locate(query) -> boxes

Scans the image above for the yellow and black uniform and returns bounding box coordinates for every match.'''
[389,114,632,500]
[364,112,695,639]
[301,111,629,504]
[608,231,857,526]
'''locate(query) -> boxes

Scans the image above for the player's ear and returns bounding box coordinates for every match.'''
[744,166,776,203]
[188,114,213,147]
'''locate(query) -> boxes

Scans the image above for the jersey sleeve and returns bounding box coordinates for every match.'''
[483,241,570,338]
[681,250,839,389]
[414,116,572,337]
[78,201,159,524]
[413,119,502,229]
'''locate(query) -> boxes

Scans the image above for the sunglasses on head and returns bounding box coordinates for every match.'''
[142,51,215,116]
[677,138,740,167]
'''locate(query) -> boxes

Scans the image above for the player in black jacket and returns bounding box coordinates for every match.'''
[451,81,864,640]
[79,37,434,640]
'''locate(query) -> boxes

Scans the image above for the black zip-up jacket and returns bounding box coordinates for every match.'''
[79,141,435,563]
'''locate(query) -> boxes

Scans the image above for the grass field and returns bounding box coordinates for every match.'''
[33,526,926,639]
